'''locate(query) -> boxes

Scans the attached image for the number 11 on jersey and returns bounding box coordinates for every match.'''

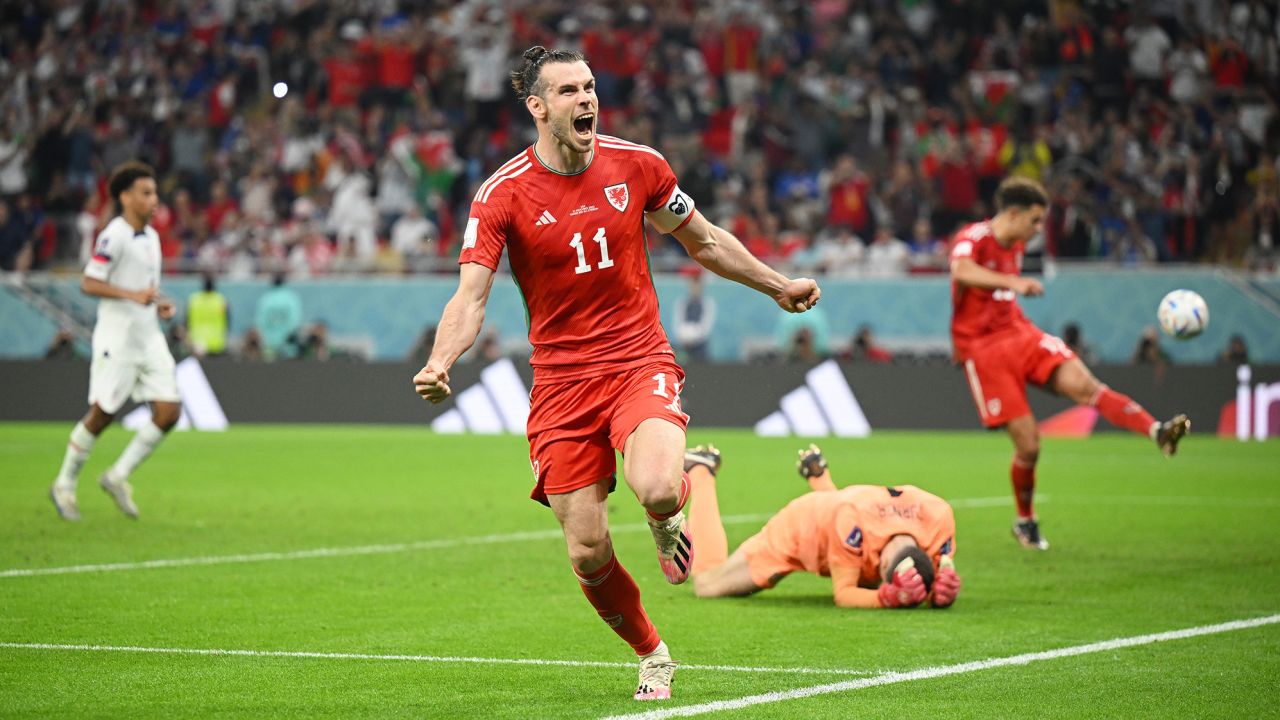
[570,227,614,275]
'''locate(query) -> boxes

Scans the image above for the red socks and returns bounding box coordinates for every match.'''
[646,473,691,521]
[1091,386,1157,437]
[1011,457,1036,519]
[575,553,660,656]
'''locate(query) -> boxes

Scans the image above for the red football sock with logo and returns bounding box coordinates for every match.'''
[1091,385,1158,437]
[1011,457,1036,519]
[575,552,661,656]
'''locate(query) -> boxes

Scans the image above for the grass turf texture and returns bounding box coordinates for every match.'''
[1,424,1278,719]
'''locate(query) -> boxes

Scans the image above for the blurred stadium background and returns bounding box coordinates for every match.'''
[0,0,1276,373]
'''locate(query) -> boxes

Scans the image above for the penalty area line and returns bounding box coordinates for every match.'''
[601,614,1280,720]
[0,642,875,677]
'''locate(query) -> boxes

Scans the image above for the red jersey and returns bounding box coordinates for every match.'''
[949,220,1035,360]
[460,135,696,383]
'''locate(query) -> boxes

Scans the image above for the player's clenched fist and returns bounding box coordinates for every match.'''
[930,555,961,609]
[878,559,928,609]
[134,286,159,306]
[776,278,821,313]
[1013,278,1044,297]
[414,363,451,403]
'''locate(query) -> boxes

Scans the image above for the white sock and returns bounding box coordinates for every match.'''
[108,422,167,482]
[55,422,96,491]
[1148,421,1160,441]
[642,640,669,659]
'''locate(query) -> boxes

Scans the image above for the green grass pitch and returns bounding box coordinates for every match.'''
[2,424,1279,719]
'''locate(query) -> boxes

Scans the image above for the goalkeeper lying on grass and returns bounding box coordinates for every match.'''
[684,444,961,609]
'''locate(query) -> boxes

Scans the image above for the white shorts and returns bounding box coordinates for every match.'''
[88,339,180,414]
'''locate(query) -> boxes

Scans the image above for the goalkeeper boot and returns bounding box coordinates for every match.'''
[682,444,721,476]
[1012,517,1049,550]
[99,472,139,519]
[634,641,677,701]
[1156,414,1190,457]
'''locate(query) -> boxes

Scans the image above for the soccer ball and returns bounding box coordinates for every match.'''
[1157,289,1209,339]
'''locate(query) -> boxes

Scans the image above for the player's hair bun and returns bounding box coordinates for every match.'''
[510,45,586,101]
[523,45,549,63]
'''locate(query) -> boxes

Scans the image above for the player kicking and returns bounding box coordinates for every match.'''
[413,46,820,700]
[685,444,962,610]
[49,162,181,521]
[949,177,1190,550]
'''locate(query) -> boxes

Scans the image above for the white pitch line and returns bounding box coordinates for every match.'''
[22,492,1263,580]
[0,514,771,579]
[1051,495,1280,509]
[601,614,1280,720]
[0,496,1020,580]
[0,642,874,677]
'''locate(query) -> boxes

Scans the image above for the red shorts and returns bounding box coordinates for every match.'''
[960,328,1075,428]
[526,358,689,506]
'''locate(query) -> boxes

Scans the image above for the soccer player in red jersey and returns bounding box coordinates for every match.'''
[412,46,821,701]
[949,177,1190,551]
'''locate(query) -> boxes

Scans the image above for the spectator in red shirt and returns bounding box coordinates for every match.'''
[826,155,872,236]
[375,16,418,106]
[935,139,980,235]
[204,180,239,233]
[324,37,366,109]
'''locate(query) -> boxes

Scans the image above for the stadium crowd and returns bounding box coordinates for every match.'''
[0,0,1277,277]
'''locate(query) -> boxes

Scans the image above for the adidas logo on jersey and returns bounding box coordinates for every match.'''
[534,210,557,226]
[754,360,871,438]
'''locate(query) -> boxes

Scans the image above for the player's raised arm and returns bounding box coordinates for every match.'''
[670,210,820,313]
[413,262,496,403]
[950,256,1043,296]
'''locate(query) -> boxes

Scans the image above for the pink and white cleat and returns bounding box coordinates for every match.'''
[647,510,693,585]
[634,642,677,701]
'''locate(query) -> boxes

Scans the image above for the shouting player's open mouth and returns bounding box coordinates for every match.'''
[572,112,595,141]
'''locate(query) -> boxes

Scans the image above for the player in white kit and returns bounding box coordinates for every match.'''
[49,162,182,521]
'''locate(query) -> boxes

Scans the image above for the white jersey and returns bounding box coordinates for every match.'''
[84,216,165,357]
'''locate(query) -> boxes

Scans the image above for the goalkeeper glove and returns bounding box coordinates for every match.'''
[931,555,961,608]
[877,556,927,608]
[796,444,828,479]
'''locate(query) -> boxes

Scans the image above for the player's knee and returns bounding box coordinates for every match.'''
[1072,378,1102,405]
[692,576,716,598]
[631,472,681,511]
[566,535,613,574]
[152,406,181,430]
[693,574,732,598]
[1016,442,1040,464]
[85,405,114,433]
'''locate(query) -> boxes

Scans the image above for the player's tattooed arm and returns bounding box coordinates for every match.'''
[672,210,821,313]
